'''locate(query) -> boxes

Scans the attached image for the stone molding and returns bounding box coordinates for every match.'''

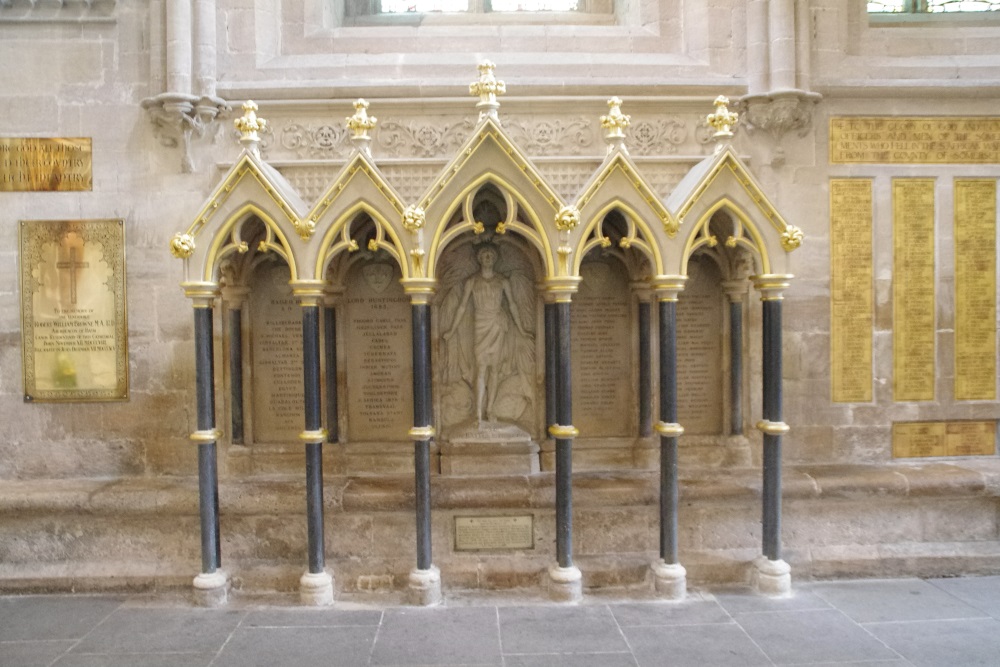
[0,0,116,22]
[735,90,822,165]
[142,93,231,174]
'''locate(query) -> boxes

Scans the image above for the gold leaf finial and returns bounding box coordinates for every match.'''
[781,225,804,252]
[234,101,267,151]
[555,206,580,232]
[600,96,631,142]
[707,95,739,141]
[170,233,196,259]
[346,99,378,153]
[469,60,506,122]
[402,205,426,232]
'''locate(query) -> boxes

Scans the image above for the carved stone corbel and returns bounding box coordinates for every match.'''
[736,90,822,166]
[141,92,230,173]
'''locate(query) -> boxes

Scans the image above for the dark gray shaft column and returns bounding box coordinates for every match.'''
[411,303,433,572]
[761,299,782,561]
[658,299,679,564]
[638,300,652,438]
[544,302,557,432]
[302,306,326,574]
[555,301,573,569]
[729,300,743,435]
[324,305,339,443]
[194,307,221,573]
[228,308,244,445]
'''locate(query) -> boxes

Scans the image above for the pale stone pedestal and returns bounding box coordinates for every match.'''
[408,566,442,606]
[547,564,582,602]
[300,570,335,606]
[651,560,687,599]
[192,571,230,607]
[751,556,791,596]
[440,422,539,475]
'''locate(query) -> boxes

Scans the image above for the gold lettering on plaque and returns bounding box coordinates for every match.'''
[830,117,1000,164]
[830,179,873,402]
[954,179,997,401]
[454,516,534,551]
[893,180,936,402]
[0,138,92,192]
[894,420,997,458]
[20,220,128,402]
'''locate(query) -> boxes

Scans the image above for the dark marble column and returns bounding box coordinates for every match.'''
[323,298,339,444]
[722,281,748,436]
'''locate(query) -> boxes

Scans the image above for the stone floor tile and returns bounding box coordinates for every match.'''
[0,596,123,641]
[736,609,900,664]
[498,605,629,654]
[623,624,770,667]
[243,608,382,627]
[53,654,214,667]
[712,587,832,614]
[798,662,912,666]
[609,599,733,626]
[213,625,378,667]
[810,578,988,623]
[70,608,244,654]
[504,653,638,667]
[864,618,1000,667]
[371,606,501,666]
[926,575,1000,618]
[0,639,76,666]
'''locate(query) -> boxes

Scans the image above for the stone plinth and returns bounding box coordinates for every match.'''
[441,422,539,475]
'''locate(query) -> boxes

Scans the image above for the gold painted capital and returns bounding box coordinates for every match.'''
[654,422,685,437]
[756,420,790,436]
[751,274,793,301]
[409,426,436,440]
[651,275,687,301]
[181,281,220,308]
[545,276,582,303]
[402,278,438,304]
[189,428,222,444]
[299,428,329,444]
[548,424,579,439]
[290,280,328,307]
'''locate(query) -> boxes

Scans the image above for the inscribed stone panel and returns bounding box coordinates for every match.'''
[830,179,874,403]
[892,179,936,402]
[677,255,723,435]
[953,179,997,401]
[572,258,632,438]
[249,261,304,442]
[830,117,1000,164]
[345,259,413,441]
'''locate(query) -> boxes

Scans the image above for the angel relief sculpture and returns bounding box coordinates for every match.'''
[438,242,536,433]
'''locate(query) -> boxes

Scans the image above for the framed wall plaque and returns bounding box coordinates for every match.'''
[19,219,128,402]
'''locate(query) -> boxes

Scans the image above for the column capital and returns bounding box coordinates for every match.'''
[545,276,582,303]
[751,274,793,301]
[322,285,346,307]
[181,281,220,308]
[220,284,250,308]
[722,279,750,302]
[630,281,654,303]
[402,278,438,305]
[651,275,687,301]
[290,280,328,307]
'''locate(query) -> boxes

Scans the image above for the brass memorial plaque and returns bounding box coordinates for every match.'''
[830,179,874,403]
[892,179,936,402]
[954,179,997,401]
[893,420,997,458]
[454,515,534,551]
[830,117,1000,164]
[1,137,92,191]
[19,219,128,402]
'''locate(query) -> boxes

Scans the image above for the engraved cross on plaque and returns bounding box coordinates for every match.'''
[56,246,89,305]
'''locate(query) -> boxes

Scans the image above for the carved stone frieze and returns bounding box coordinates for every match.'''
[629,118,687,156]
[737,91,820,142]
[504,117,595,156]
[279,122,350,160]
[376,119,475,158]
[0,0,116,21]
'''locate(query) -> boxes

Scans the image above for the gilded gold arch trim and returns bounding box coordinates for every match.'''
[676,155,787,235]
[576,155,678,238]
[307,156,406,225]
[681,197,771,276]
[574,200,664,276]
[204,203,298,282]
[426,172,555,280]
[314,202,409,281]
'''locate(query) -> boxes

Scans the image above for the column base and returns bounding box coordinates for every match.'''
[751,556,791,596]
[546,564,582,602]
[651,560,687,600]
[407,566,442,606]
[299,570,335,606]
[192,570,229,607]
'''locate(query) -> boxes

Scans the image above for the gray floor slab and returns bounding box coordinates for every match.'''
[864,618,1000,667]
[735,608,902,665]
[623,623,771,667]
[53,654,215,667]
[0,595,123,641]
[371,606,502,666]
[713,587,833,614]
[926,575,1000,619]
[0,639,77,667]
[71,608,245,654]
[810,578,988,623]
[498,605,629,655]
[212,625,378,667]
[609,599,733,626]
[242,608,383,627]
[504,653,638,667]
